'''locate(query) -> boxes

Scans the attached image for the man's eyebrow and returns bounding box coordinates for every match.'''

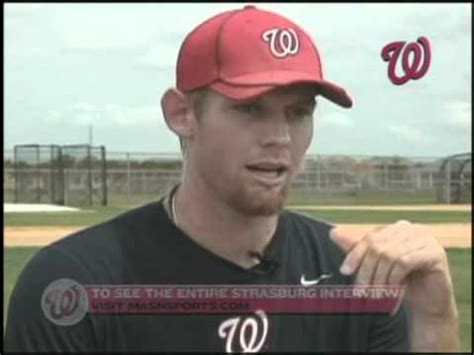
[291,97,317,107]
[229,96,317,107]
[228,97,262,105]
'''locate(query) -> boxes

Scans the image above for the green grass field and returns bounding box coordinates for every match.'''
[3,247,471,351]
[4,187,442,207]
[286,188,440,206]
[4,206,128,227]
[102,188,443,207]
[5,185,469,227]
[294,209,470,224]
[4,205,471,227]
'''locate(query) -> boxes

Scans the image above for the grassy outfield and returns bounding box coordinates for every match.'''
[4,206,471,226]
[56,188,440,208]
[447,249,472,352]
[3,247,471,351]
[4,206,131,227]
[286,188,439,206]
[296,210,471,224]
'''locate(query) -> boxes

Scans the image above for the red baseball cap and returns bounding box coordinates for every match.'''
[176,5,353,108]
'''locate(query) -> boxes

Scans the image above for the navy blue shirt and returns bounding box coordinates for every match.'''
[4,200,410,352]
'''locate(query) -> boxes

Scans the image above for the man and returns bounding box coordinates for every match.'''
[5,5,459,352]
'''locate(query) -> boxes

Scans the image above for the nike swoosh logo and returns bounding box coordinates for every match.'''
[300,273,333,286]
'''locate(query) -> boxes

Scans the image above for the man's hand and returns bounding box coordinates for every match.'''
[330,220,460,351]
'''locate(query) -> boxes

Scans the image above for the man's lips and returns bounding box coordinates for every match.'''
[245,161,289,173]
[245,161,289,185]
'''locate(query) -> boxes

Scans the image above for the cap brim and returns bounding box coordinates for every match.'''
[210,74,353,108]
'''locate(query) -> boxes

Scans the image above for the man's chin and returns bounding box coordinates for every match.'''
[229,187,288,217]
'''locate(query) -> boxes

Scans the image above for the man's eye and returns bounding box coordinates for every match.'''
[234,103,261,114]
[287,107,312,120]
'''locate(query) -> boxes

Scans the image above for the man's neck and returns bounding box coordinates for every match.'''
[171,179,280,269]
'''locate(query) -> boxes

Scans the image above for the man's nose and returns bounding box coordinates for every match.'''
[259,114,291,148]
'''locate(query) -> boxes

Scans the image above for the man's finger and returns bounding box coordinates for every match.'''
[355,247,380,285]
[351,226,400,282]
[388,245,441,285]
[372,231,425,285]
[329,225,382,253]
[333,225,390,275]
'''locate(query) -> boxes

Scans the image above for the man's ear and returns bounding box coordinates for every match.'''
[160,88,195,138]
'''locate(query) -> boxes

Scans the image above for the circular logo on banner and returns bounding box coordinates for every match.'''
[41,278,89,326]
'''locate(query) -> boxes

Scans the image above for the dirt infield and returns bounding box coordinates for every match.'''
[3,203,81,213]
[4,227,84,247]
[332,224,471,248]
[4,223,471,248]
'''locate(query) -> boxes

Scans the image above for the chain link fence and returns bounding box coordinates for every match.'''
[435,153,472,204]
[105,152,182,206]
[3,150,471,206]
[6,145,107,206]
[61,145,107,206]
[11,144,63,204]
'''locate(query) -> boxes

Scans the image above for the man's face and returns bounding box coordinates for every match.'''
[187,84,315,216]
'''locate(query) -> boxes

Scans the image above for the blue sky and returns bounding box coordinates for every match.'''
[4,3,471,157]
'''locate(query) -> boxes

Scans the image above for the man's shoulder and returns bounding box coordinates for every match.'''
[280,208,346,267]
[21,200,166,283]
[282,208,335,237]
[51,200,164,251]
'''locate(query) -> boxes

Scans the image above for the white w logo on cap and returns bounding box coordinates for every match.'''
[262,28,300,58]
